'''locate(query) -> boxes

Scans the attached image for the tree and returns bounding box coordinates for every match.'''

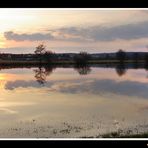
[73,51,91,64]
[35,43,46,63]
[116,49,126,62]
[35,43,46,55]
[133,53,139,62]
[145,53,148,63]
[44,50,55,63]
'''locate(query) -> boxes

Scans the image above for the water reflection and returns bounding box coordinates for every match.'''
[115,63,127,77]
[0,62,148,138]
[0,62,148,80]
[74,64,91,75]
[33,66,55,85]
[34,67,46,85]
[144,62,148,78]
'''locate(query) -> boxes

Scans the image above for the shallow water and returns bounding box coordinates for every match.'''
[0,65,148,138]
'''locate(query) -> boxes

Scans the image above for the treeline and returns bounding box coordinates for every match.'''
[0,44,148,64]
[23,44,148,64]
[32,46,148,64]
[115,49,148,62]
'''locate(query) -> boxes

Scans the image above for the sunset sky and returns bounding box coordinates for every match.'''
[1,9,148,53]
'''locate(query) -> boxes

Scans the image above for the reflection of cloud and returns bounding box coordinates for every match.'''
[5,79,148,99]
[48,80,93,92]
[5,80,92,90]
[0,108,17,114]
[0,102,36,115]
[5,80,53,90]
[50,79,148,99]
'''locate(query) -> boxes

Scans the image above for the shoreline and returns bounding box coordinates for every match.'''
[0,60,146,65]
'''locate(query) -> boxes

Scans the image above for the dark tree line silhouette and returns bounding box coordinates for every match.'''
[73,52,91,64]
[116,49,126,62]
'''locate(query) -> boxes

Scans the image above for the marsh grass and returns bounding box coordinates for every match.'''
[100,129,148,138]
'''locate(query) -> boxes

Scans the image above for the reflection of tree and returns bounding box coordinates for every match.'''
[115,63,127,77]
[74,64,91,75]
[145,64,148,71]
[33,66,54,85]
[144,62,148,78]
[133,62,139,69]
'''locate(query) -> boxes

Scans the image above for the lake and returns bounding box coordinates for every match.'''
[0,64,148,138]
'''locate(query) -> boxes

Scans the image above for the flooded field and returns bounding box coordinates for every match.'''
[0,64,148,138]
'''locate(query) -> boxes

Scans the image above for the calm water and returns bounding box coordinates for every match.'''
[0,65,148,138]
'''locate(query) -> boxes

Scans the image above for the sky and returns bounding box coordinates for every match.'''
[1,9,148,53]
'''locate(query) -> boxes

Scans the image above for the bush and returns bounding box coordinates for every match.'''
[116,49,126,62]
[73,52,91,64]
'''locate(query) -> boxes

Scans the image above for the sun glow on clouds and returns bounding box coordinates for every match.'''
[0,9,148,52]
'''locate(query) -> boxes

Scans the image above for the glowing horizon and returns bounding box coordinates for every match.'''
[0,9,148,53]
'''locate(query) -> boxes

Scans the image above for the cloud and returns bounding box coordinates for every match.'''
[4,31,54,41]
[5,80,54,90]
[4,20,148,42]
[56,21,148,41]
[4,30,84,42]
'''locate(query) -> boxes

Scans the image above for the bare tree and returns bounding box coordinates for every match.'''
[35,43,46,63]
[35,43,46,55]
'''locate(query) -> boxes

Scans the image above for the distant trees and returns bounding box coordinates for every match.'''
[33,44,148,66]
[133,53,139,62]
[145,53,148,63]
[73,51,91,64]
[73,52,91,75]
[116,49,126,62]
[35,43,54,63]
[44,51,55,63]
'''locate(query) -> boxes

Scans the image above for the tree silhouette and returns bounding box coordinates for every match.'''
[116,49,126,62]
[44,51,55,63]
[145,53,148,64]
[35,43,46,55]
[133,53,139,62]
[73,51,91,64]
[34,43,46,63]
